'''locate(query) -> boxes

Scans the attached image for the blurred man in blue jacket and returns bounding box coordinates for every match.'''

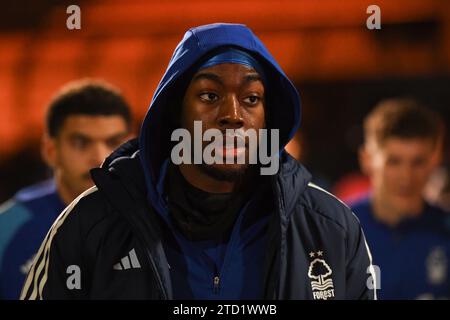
[0,79,132,299]
[352,98,450,299]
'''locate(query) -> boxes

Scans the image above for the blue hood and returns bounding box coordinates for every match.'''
[139,23,302,214]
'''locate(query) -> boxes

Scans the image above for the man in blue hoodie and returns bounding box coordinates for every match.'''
[0,79,132,299]
[21,23,376,300]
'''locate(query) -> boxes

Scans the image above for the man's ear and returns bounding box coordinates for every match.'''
[359,145,372,177]
[41,133,57,168]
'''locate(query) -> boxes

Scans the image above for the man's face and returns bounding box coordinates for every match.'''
[363,137,437,214]
[44,115,130,202]
[181,63,266,181]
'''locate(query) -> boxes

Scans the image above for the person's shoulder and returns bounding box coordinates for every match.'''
[4,179,63,216]
[0,197,33,250]
[0,179,57,215]
[0,182,57,250]
[300,182,361,232]
[51,186,117,240]
[14,179,56,203]
[349,196,372,219]
[0,197,25,217]
[0,180,48,225]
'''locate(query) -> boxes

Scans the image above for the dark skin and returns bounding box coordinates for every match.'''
[179,63,266,193]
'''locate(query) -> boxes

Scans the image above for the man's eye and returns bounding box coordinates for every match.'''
[412,158,426,167]
[243,95,261,105]
[199,93,219,102]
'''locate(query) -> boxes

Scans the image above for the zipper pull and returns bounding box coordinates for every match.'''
[213,276,220,294]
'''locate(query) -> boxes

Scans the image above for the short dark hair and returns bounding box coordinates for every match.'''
[46,79,132,137]
[364,98,445,147]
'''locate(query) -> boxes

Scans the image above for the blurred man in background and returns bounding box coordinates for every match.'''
[0,79,133,299]
[352,98,450,299]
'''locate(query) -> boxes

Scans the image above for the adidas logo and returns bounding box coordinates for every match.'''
[113,248,141,270]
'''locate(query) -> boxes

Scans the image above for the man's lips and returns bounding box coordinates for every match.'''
[222,134,247,157]
[223,134,246,147]
[216,145,246,158]
[199,131,251,161]
[202,134,248,149]
[223,146,246,157]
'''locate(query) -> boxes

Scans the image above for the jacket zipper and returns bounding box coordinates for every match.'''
[213,275,220,294]
[144,247,168,299]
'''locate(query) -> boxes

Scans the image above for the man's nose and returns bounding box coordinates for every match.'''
[398,163,415,185]
[217,95,244,129]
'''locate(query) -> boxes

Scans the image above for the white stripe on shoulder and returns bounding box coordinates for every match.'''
[20,186,98,300]
[307,182,350,209]
[364,235,378,300]
[308,182,377,299]
[0,199,16,215]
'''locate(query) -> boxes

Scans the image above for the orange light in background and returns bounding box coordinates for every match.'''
[0,0,449,158]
